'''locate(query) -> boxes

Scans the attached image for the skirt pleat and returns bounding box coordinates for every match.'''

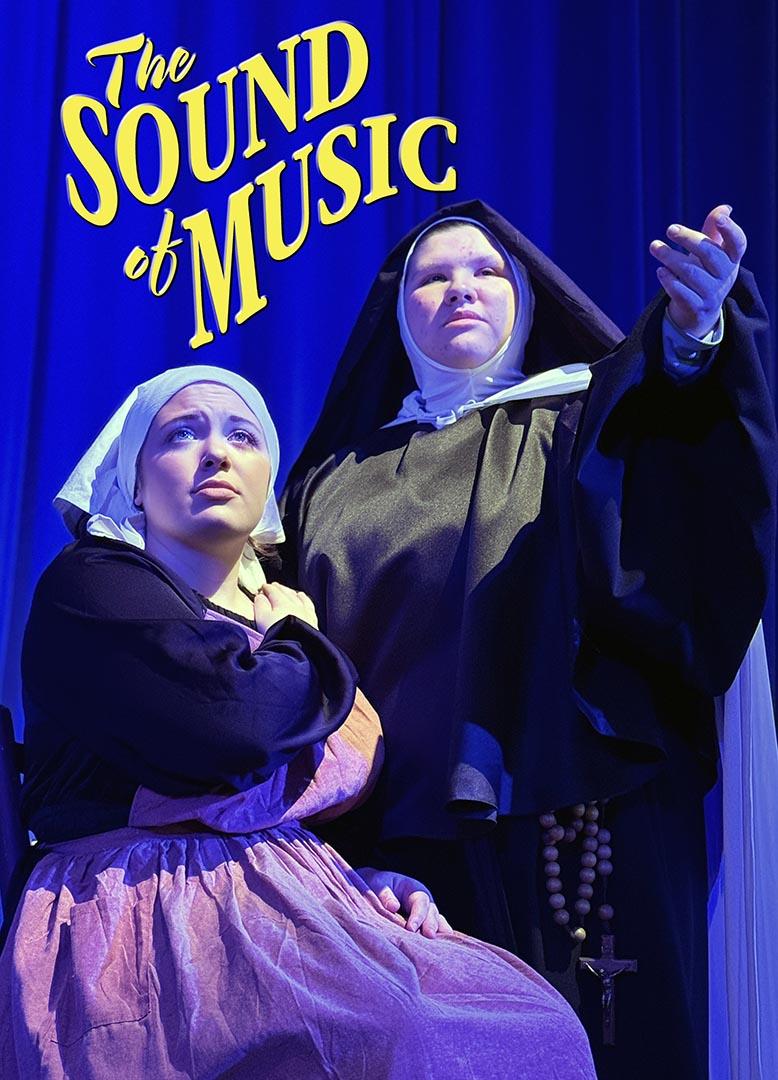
[1,823,595,1079]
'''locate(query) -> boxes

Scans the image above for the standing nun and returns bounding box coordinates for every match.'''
[280,201,778,1079]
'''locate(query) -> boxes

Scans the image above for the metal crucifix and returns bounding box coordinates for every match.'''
[578,934,637,1045]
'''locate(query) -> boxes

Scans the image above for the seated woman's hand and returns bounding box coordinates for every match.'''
[254,583,319,632]
[357,867,453,938]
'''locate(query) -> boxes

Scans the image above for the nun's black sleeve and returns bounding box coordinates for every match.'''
[574,269,777,697]
[22,538,357,797]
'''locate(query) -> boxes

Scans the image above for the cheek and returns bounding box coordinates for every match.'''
[140,454,193,510]
[405,295,436,344]
[492,287,516,338]
[247,455,272,503]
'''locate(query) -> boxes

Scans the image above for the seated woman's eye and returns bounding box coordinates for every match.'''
[168,427,196,442]
[229,429,260,446]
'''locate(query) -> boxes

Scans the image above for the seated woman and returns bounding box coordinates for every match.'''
[0,365,596,1079]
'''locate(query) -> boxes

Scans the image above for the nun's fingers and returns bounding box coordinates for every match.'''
[655,267,721,337]
[651,223,732,337]
[649,242,711,300]
[700,206,747,264]
[649,208,745,309]
[651,233,729,282]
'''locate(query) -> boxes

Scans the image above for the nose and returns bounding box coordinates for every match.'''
[445,272,475,304]
[200,435,230,470]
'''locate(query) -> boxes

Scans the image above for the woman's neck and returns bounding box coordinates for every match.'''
[144,531,252,614]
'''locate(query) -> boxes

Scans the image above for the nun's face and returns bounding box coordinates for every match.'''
[136,383,270,552]
[403,225,517,369]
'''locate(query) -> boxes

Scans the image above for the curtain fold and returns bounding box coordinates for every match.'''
[2,0,775,778]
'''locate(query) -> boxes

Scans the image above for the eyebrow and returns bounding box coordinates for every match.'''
[228,415,262,429]
[159,412,204,428]
[159,412,261,430]
[409,254,505,279]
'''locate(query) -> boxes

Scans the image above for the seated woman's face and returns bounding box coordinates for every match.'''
[136,382,270,550]
[403,224,517,370]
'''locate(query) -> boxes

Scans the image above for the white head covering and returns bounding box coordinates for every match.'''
[54,365,283,594]
[391,217,590,428]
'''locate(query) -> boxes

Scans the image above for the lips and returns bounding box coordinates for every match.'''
[445,310,486,326]
[192,480,238,496]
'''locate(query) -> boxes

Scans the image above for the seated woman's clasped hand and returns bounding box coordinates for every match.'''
[254,582,319,632]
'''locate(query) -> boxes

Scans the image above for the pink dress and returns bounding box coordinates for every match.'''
[0,614,595,1079]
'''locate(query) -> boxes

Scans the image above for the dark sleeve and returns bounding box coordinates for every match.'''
[22,542,357,795]
[277,482,306,588]
[573,269,777,696]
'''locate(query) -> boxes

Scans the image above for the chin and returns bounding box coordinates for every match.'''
[186,510,255,542]
[433,347,495,370]
[431,332,497,369]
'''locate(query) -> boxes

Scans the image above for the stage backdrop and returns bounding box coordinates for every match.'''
[2,0,776,728]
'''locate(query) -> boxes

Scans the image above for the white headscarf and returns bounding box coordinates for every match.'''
[54,365,283,594]
[390,216,590,428]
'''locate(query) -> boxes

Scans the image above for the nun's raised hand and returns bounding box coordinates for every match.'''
[357,867,453,937]
[649,205,746,339]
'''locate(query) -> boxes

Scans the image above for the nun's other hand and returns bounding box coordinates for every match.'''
[254,583,319,632]
[649,204,746,339]
[356,867,453,937]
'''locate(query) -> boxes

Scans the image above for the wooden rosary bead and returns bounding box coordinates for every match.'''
[540,800,618,946]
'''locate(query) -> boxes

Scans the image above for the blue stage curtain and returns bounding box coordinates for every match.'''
[2,0,776,727]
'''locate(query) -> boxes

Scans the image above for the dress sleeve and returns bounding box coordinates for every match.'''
[22,541,357,795]
[573,270,777,696]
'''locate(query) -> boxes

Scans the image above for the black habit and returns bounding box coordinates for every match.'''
[20,536,357,844]
[280,201,777,1079]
